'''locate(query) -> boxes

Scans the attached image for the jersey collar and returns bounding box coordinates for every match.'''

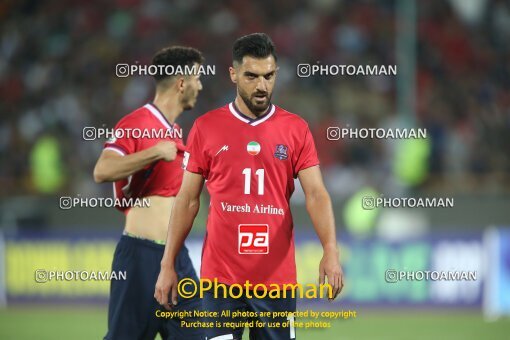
[228,101,276,126]
[144,103,174,130]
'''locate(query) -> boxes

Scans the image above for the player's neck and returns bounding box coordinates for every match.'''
[234,97,263,119]
[152,95,181,123]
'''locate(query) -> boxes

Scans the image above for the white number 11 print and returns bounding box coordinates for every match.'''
[242,168,265,195]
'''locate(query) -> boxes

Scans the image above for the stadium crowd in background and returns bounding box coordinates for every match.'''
[0,0,509,198]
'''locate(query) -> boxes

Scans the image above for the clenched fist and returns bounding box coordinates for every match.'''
[154,141,177,161]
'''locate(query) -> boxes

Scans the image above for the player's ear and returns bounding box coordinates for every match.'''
[176,77,186,93]
[229,66,237,84]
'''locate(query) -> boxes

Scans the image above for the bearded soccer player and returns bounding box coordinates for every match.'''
[94,46,204,340]
[155,33,344,339]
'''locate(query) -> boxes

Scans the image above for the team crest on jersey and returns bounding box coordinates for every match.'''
[274,144,288,160]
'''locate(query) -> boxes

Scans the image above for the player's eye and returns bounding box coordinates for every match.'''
[264,73,274,80]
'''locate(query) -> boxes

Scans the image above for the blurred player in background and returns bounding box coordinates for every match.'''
[93,46,204,340]
[155,33,344,339]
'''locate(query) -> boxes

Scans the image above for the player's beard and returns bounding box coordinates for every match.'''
[239,87,272,115]
[181,85,197,110]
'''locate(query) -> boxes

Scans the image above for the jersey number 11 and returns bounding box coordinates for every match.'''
[242,168,265,195]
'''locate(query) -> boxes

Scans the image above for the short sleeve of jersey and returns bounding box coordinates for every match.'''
[293,124,320,177]
[103,116,139,155]
[184,120,210,178]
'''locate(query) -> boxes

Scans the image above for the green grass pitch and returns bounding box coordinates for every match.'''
[0,307,509,339]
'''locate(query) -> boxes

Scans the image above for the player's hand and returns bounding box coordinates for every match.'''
[154,141,177,161]
[319,250,344,301]
[154,266,179,310]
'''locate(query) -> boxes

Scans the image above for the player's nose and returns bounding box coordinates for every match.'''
[255,77,268,92]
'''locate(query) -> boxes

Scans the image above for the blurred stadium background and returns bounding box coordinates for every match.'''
[1,0,509,339]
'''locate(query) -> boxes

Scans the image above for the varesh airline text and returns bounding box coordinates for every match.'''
[220,201,285,216]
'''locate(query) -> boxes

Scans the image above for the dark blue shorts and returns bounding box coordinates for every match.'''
[104,235,203,340]
[203,288,297,340]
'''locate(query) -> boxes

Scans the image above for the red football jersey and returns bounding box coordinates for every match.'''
[104,103,185,213]
[185,102,319,286]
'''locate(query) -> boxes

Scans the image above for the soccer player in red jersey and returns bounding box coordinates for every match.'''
[94,46,204,340]
[155,34,344,339]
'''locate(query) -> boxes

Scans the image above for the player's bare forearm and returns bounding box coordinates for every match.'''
[305,188,338,254]
[298,166,338,253]
[160,171,204,269]
[93,147,161,183]
[155,189,200,309]
[154,190,199,309]
[298,166,343,299]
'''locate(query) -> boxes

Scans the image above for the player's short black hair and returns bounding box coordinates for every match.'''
[233,33,277,64]
[151,46,204,83]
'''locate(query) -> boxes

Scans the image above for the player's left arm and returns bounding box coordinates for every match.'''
[298,165,344,300]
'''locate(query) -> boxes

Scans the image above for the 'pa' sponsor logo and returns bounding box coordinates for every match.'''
[238,224,269,254]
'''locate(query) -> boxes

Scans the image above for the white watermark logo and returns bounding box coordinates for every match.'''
[326,126,427,140]
[297,64,397,78]
[59,196,150,210]
[82,127,183,141]
[115,63,215,78]
[361,196,454,210]
[385,269,477,283]
[35,269,127,282]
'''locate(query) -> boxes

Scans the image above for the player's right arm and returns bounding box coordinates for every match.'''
[154,170,204,309]
[93,141,177,183]
[93,113,178,183]
[155,119,208,309]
